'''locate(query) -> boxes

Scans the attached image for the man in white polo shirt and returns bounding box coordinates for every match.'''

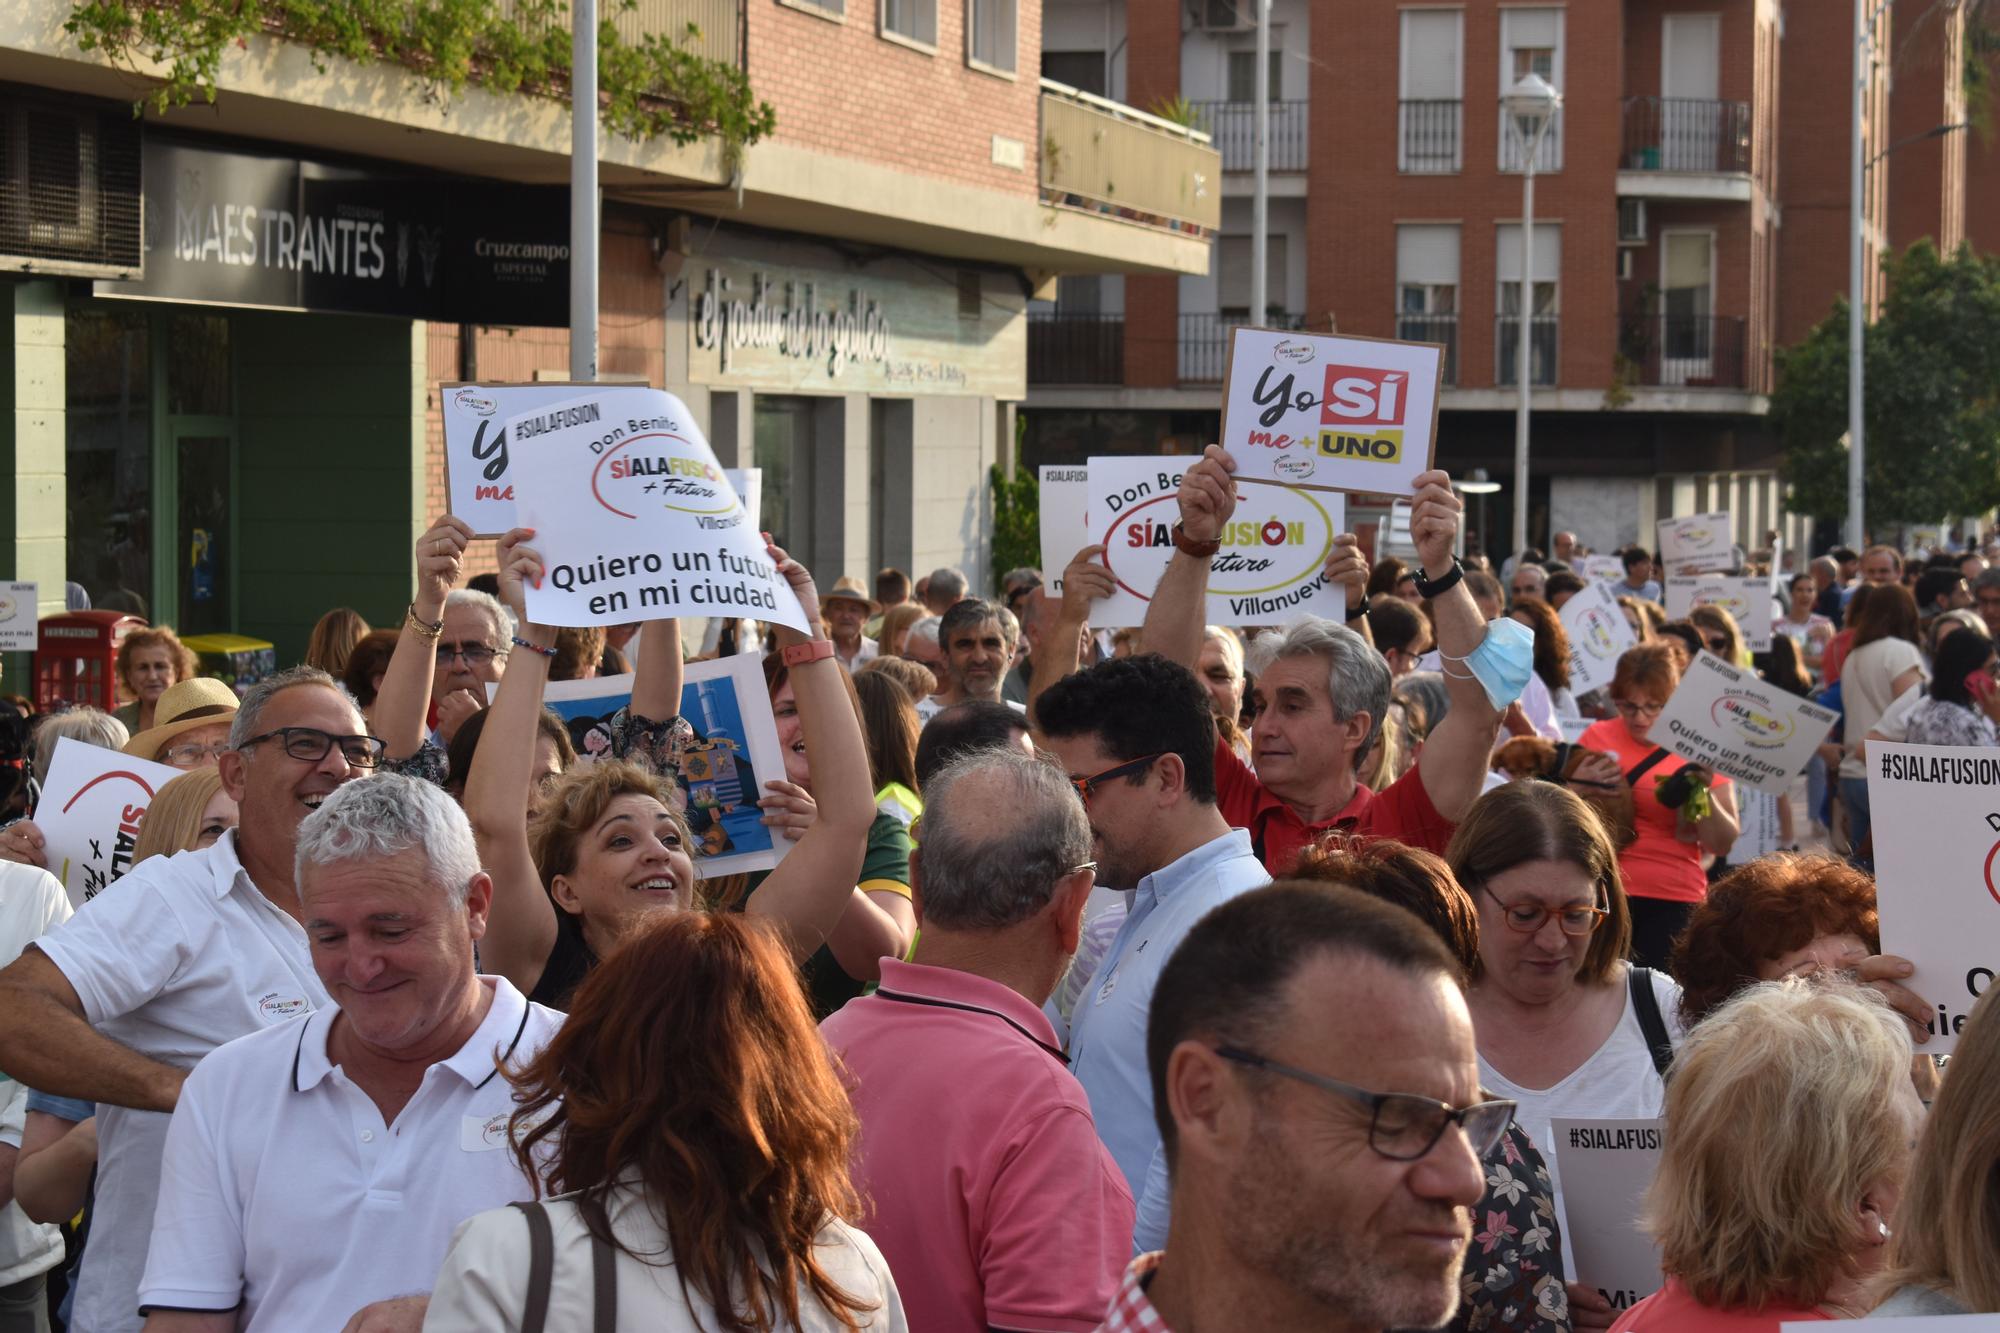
[0,666,374,1333]
[138,773,562,1332]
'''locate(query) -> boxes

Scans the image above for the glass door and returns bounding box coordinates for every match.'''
[171,427,235,636]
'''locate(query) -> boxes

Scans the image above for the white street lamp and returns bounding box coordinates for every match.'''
[1503,72,1562,564]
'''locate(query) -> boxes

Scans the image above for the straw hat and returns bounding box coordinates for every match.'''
[122,677,242,761]
[823,576,879,614]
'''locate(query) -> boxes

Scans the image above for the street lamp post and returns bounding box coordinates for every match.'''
[1503,73,1561,565]
[570,0,599,382]
[1459,467,1503,565]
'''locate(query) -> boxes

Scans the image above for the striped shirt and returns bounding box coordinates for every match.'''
[1093,1252,1171,1332]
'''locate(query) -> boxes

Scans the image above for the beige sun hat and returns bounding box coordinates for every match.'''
[122,677,241,762]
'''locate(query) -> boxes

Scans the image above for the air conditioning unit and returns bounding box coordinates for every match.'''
[0,90,142,278]
[1617,198,1647,246]
[1196,0,1254,32]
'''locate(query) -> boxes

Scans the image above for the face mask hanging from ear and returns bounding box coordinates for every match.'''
[1438,617,1537,711]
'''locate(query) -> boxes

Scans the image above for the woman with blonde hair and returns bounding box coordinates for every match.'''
[877,603,927,659]
[1611,978,1922,1329]
[111,625,198,733]
[130,768,237,865]
[303,607,370,678]
[1616,595,1663,642]
[1870,984,2000,1317]
[1688,602,1748,667]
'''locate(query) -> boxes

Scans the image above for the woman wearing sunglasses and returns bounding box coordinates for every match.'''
[1446,780,1673,1332]
[1577,642,1738,970]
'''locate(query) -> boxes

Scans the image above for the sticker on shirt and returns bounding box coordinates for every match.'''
[462,1111,512,1152]
[1095,964,1120,1004]
[256,992,311,1024]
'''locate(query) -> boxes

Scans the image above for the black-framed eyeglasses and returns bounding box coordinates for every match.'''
[239,727,388,768]
[439,643,500,666]
[1474,881,1609,937]
[1215,1046,1516,1161]
[1068,753,1164,804]
[1614,698,1664,720]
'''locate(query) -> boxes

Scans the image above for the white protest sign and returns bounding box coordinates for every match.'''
[1866,741,2000,1054]
[1560,578,1639,697]
[1652,650,1838,794]
[1551,1119,1665,1315]
[511,388,809,634]
[725,469,762,530]
[1657,512,1735,574]
[442,382,595,537]
[1038,466,1089,596]
[1795,1320,2000,1331]
[1769,536,1786,598]
[1734,788,1785,860]
[1559,715,1594,743]
[1581,555,1627,585]
[1084,455,1346,629]
[1218,327,1442,495]
[1665,576,1774,652]
[37,737,185,909]
[0,582,35,652]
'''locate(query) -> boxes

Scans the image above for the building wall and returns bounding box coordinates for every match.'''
[1887,0,1967,257]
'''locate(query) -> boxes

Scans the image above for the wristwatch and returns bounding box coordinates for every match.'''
[1346,600,1371,624]
[1172,522,1221,560]
[1411,558,1465,600]
[782,638,837,667]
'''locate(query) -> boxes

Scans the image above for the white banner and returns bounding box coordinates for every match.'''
[442,382,597,537]
[1734,788,1785,860]
[0,582,35,652]
[510,388,808,634]
[1657,512,1735,574]
[1581,555,1627,585]
[1795,1319,2000,1331]
[1561,578,1639,697]
[1551,1118,1665,1316]
[1084,455,1346,629]
[1038,466,1090,597]
[1652,650,1839,795]
[1866,742,2000,1055]
[1218,327,1441,495]
[37,738,186,909]
[1665,576,1774,652]
[725,468,762,532]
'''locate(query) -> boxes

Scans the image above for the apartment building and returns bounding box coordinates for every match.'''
[0,0,1216,662]
[1024,0,1951,561]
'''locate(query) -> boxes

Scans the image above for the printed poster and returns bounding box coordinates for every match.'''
[725,468,762,532]
[1656,512,1735,574]
[1560,578,1638,697]
[1218,327,1442,496]
[509,387,809,635]
[442,382,595,537]
[1038,466,1089,597]
[1665,576,1774,653]
[0,582,35,652]
[1733,788,1785,861]
[1083,454,1346,629]
[36,738,185,909]
[1651,650,1838,795]
[1866,741,2000,1055]
[485,655,789,877]
[1581,554,1627,585]
[1551,1118,1666,1317]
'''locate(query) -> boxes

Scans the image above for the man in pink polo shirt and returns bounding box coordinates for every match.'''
[823,749,1134,1333]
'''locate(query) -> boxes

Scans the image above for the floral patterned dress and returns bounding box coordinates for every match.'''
[1451,1121,1571,1332]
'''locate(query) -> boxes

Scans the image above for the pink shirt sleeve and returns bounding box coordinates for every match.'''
[978,1105,1136,1333]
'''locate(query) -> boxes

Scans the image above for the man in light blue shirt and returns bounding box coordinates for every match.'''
[1035,654,1271,1201]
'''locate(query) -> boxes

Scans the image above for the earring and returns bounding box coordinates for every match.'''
[1877,1221,1892,1241]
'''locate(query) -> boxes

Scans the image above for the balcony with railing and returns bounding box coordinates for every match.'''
[1394,313,1459,386]
[1187,101,1310,173]
[1619,97,1753,199]
[1494,315,1560,387]
[1179,311,1306,383]
[1398,100,1462,174]
[492,0,743,70]
[1041,81,1224,237]
[1028,312,1126,384]
[1617,310,1748,389]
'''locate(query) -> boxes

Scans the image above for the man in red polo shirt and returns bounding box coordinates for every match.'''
[1141,447,1500,870]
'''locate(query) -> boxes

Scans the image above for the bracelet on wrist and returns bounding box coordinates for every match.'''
[406,604,443,640]
[511,635,558,660]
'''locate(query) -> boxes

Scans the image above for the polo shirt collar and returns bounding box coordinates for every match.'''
[1248,775,1372,837]
[205,828,249,899]
[1135,827,1255,903]
[291,976,532,1094]
[874,957,1059,1049]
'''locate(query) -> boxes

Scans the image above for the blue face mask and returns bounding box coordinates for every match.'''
[1440,617,1537,711]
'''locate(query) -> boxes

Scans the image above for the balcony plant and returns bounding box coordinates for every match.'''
[65,0,776,164]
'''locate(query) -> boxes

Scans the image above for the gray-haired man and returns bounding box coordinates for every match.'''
[0,666,380,1333]
[138,774,562,1333]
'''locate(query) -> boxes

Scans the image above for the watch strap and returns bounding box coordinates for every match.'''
[1412,558,1465,600]
[782,638,837,667]
[1346,599,1371,624]
[1172,522,1222,560]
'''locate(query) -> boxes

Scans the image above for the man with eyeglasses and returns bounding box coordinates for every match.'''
[0,665,382,1333]
[1095,881,1497,1333]
[431,587,514,745]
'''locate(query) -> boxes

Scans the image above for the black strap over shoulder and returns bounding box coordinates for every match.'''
[591,1221,619,1332]
[1628,966,1676,1079]
[1625,747,1674,789]
[511,1201,554,1333]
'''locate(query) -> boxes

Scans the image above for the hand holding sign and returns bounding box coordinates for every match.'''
[416,515,473,618]
[1059,545,1116,617]
[1326,533,1368,612]
[1177,444,1238,543]
[1408,468,1462,577]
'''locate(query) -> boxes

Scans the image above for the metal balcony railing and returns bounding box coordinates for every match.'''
[1187,100,1309,173]
[491,0,744,69]
[1398,100,1462,174]
[1621,97,1752,174]
[1617,310,1748,388]
[1028,312,1126,384]
[1494,314,1560,387]
[1178,311,1306,383]
[1394,313,1458,386]
[1040,81,1223,236]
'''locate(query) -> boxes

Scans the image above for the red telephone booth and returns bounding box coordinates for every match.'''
[36,611,145,713]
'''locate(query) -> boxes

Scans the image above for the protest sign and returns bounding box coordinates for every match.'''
[37,737,185,909]
[1656,512,1734,574]
[0,582,35,652]
[1560,578,1638,697]
[1218,327,1442,496]
[1795,1320,2000,1331]
[1652,650,1838,795]
[725,468,762,531]
[1581,555,1626,585]
[1083,455,1346,629]
[1769,536,1787,598]
[486,655,789,877]
[1665,576,1774,652]
[1551,1118,1665,1316]
[1734,788,1785,860]
[1866,741,2000,1054]
[1559,715,1594,743]
[1038,466,1089,596]
[442,382,592,536]
[510,388,809,635]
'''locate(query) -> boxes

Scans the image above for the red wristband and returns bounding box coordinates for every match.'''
[782,638,836,667]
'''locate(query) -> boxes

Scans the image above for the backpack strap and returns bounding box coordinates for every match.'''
[1627,966,1676,1079]
[510,1201,554,1333]
[1624,747,1674,789]
[591,1221,619,1332]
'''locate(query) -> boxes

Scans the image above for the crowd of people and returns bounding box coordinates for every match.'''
[0,447,1991,1332]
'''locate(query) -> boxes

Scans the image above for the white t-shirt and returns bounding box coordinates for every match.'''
[33,832,329,1333]
[140,977,563,1331]
[1839,638,1926,779]
[0,863,70,1287]
[1477,966,1685,1278]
